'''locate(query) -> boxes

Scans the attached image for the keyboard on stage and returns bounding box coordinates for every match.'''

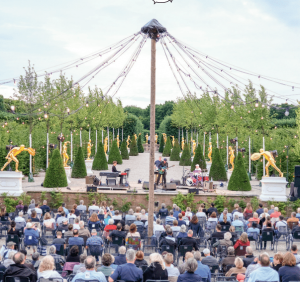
[99,172,120,177]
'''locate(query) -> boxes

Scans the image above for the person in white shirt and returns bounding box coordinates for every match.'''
[154,219,165,233]
[73,217,80,230]
[185,207,193,219]
[88,201,100,213]
[171,220,181,232]
[259,208,269,219]
[28,204,43,218]
[112,210,122,221]
[14,212,26,223]
[77,200,87,212]
[196,207,206,218]
[140,209,148,221]
[68,209,77,220]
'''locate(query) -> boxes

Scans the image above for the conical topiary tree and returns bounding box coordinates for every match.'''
[92,142,108,170]
[137,134,144,153]
[120,140,129,160]
[44,149,67,187]
[163,137,172,157]
[191,144,207,171]
[170,139,181,161]
[129,135,139,156]
[159,135,164,153]
[179,143,191,166]
[71,146,87,178]
[209,147,227,181]
[228,152,251,191]
[108,140,123,164]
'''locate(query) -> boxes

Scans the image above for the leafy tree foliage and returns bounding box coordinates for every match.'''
[44,149,67,188]
[129,135,138,156]
[92,142,108,170]
[163,136,172,157]
[209,148,227,181]
[159,135,164,153]
[179,143,191,166]
[0,95,4,112]
[123,113,144,138]
[170,139,181,161]
[158,116,178,137]
[120,140,129,160]
[108,140,122,164]
[191,144,206,171]
[137,134,144,153]
[71,146,87,178]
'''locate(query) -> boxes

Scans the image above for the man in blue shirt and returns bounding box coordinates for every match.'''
[158,203,169,219]
[166,210,176,224]
[256,203,264,217]
[24,222,39,252]
[247,222,260,237]
[109,249,143,282]
[232,214,244,227]
[72,256,106,282]
[69,229,84,246]
[62,203,69,216]
[218,209,232,222]
[114,246,127,265]
[40,200,50,214]
[194,251,211,282]
[86,229,103,262]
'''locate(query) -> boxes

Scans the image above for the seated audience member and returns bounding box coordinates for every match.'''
[248,212,260,227]
[219,215,231,226]
[201,248,218,266]
[232,214,244,227]
[271,252,283,272]
[88,200,100,213]
[8,221,21,237]
[43,212,55,229]
[179,230,198,251]
[104,211,113,226]
[73,204,80,217]
[77,200,87,212]
[225,257,246,277]
[247,222,260,237]
[232,203,240,215]
[173,206,180,219]
[52,231,66,248]
[97,253,115,276]
[3,241,17,260]
[69,229,84,246]
[14,211,26,223]
[194,251,211,281]
[133,206,141,217]
[30,210,40,222]
[125,224,141,248]
[89,212,101,227]
[189,215,203,237]
[57,218,69,232]
[40,200,50,213]
[78,220,91,237]
[177,224,188,241]
[177,258,202,282]
[31,252,40,269]
[64,224,74,238]
[56,211,66,226]
[171,220,180,232]
[134,215,144,227]
[287,212,299,225]
[229,225,238,241]
[243,246,255,268]
[24,222,39,252]
[143,253,168,282]
[219,209,232,223]
[209,224,224,241]
[68,209,77,221]
[140,209,148,221]
[86,229,104,262]
[276,215,287,230]
[236,207,244,219]
[3,252,37,282]
[28,199,35,210]
[61,203,69,216]
[109,223,126,242]
[112,210,122,221]
[109,249,143,282]
[153,219,165,233]
[259,208,269,219]
[49,245,65,265]
[268,205,275,215]
[164,253,179,279]
[73,254,87,274]
[73,217,80,230]
[208,212,218,223]
[185,207,193,219]
[234,232,250,249]
[270,207,281,218]
[72,256,106,282]
[104,219,117,231]
[260,222,275,249]
[66,245,80,263]
[278,252,300,282]
[256,203,264,217]
[125,209,136,221]
[243,203,253,217]
[166,210,176,223]
[160,228,177,248]
[114,246,127,265]
[262,216,271,229]
[134,251,148,268]
[16,200,24,210]
[291,244,300,264]
[4,251,15,268]
[177,264,186,275]
[221,246,236,272]
[177,213,186,226]
[213,231,232,248]
[19,249,35,271]
[207,203,218,217]
[37,255,63,280]
[196,207,206,218]
[247,253,279,282]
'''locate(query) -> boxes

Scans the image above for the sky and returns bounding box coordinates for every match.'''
[0,0,300,108]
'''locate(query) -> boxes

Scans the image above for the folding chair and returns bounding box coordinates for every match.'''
[88,222,101,232]
[87,244,103,260]
[247,232,260,250]
[260,230,275,250]
[206,222,217,235]
[68,244,84,255]
[89,209,99,216]
[74,280,99,282]
[209,265,220,281]
[68,218,75,224]
[6,234,20,250]
[5,277,30,282]
[197,217,206,228]
[235,245,247,256]
[145,280,169,282]
[235,226,244,236]
[195,237,207,251]
[216,245,228,260]
[290,231,300,248]
[176,245,192,265]
[142,236,157,256]
[38,277,64,281]
[215,277,238,282]
[125,219,135,226]
[221,225,230,232]
[275,226,290,251]
[109,235,124,254]
[161,245,176,260]
[155,230,164,246]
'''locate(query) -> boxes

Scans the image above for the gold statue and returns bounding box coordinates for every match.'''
[1,145,35,172]
[87,139,93,160]
[62,141,70,167]
[251,149,283,177]
[171,136,175,147]
[228,146,235,171]
[117,135,120,148]
[163,133,167,145]
[181,138,185,151]
[145,134,149,144]
[192,140,196,156]
[126,135,131,149]
[208,142,212,163]
[155,134,158,144]
[104,137,108,155]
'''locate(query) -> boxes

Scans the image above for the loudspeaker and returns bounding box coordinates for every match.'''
[86,175,96,185]
[87,186,97,192]
[171,179,181,185]
[142,182,156,190]
[295,166,300,187]
[164,183,177,190]
[93,177,101,186]
[106,178,116,186]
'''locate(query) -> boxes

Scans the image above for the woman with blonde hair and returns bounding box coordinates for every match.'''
[43,212,55,229]
[225,257,246,277]
[140,209,148,221]
[196,207,206,218]
[143,253,168,281]
[234,232,250,249]
[37,255,63,279]
[247,212,260,227]
[134,206,142,217]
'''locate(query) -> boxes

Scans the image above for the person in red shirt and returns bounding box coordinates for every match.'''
[234,232,250,249]
[104,218,117,232]
[247,212,260,227]
[270,207,281,218]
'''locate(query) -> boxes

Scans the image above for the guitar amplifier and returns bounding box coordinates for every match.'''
[164,183,177,190]
[170,180,181,185]
[142,182,156,190]
[87,186,97,192]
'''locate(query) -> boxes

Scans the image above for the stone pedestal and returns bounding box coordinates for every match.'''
[260,176,287,202]
[64,167,71,184]
[227,170,233,181]
[85,160,93,175]
[0,171,24,196]
[206,162,212,175]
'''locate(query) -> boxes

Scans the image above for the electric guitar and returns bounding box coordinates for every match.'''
[158,165,175,174]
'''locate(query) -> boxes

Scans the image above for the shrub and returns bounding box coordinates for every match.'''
[163,136,172,157]
[108,140,123,164]
[179,143,191,166]
[228,152,251,191]
[44,149,68,187]
[120,140,129,160]
[191,144,206,171]
[209,148,227,181]
[129,135,139,156]
[170,139,181,161]
[92,142,108,170]
[137,134,144,153]
[159,135,164,153]
[71,146,87,178]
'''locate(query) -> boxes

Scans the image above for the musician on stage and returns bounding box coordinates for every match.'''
[112,161,125,185]
[156,158,168,186]
[154,156,162,184]
[193,164,202,173]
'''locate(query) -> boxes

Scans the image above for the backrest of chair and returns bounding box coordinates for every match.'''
[217,245,228,257]
[89,244,102,256]
[125,219,135,226]
[244,213,253,220]
[293,231,300,239]
[248,232,258,241]
[5,277,30,282]
[179,245,193,257]
[206,221,217,230]
[89,222,100,229]
[155,230,163,239]
[89,209,98,216]
[235,226,244,232]
[39,278,64,282]
[69,218,75,224]
[221,225,230,232]
[278,226,288,234]
[235,245,247,256]
[261,231,273,241]
[146,280,170,282]
[7,234,19,244]
[112,235,124,246]
[74,280,100,282]
[15,222,25,230]
[226,264,235,272]
[209,265,219,273]
[173,231,179,238]
[215,277,238,281]
[161,245,175,255]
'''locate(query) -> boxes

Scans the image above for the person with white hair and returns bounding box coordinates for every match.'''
[270,207,281,219]
[37,255,63,279]
[177,258,202,282]
[194,251,211,281]
[114,246,127,265]
[14,211,26,223]
[109,249,143,282]
[49,245,65,265]
[3,248,16,268]
[125,209,136,221]
[213,232,233,248]
[77,200,87,212]
[154,219,165,232]
[177,224,188,241]
[225,257,246,277]
[78,220,91,237]
[104,219,117,231]
[24,222,39,252]
[201,249,218,266]
[232,214,244,227]
[140,209,148,221]
[143,253,168,281]
[28,199,35,210]
[86,229,104,262]
[40,200,50,213]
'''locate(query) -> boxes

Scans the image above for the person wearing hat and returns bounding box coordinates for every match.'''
[156,158,168,187]
[3,241,17,259]
[57,218,69,233]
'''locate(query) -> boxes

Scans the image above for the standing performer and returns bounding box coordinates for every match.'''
[154,155,162,184]
[156,158,168,186]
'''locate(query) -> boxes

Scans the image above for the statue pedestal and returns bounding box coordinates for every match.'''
[260,177,287,202]
[64,167,71,184]
[227,170,233,181]
[85,160,93,175]
[206,162,212,175]
[0,171,24,196]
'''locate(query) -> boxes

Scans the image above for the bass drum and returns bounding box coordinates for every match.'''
[186,178,193,186]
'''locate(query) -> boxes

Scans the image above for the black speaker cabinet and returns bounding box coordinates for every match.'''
[87,186,97,192]
[142,182,156,190]
[170,179,181,185]
[93,177,101,186]
[164,183,177,190]
[106,178,116,186]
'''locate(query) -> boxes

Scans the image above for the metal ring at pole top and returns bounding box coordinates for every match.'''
[153,0,172,3]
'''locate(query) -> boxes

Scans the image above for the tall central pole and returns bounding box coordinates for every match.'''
[148,38,156,237]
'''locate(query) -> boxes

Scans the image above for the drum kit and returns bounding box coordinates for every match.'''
[183,169,209,187]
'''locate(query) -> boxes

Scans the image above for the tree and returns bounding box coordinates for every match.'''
[44,149,67,187]
[228,152,251,191]
[209,148,227,181]
[120,140,129,160]
[179,143,191,166]
[108,140,122,164]
[129,135,139,156]
[170,139,181,161]
[159,135,164,153]
[137,134,144,153]
[0,95,4,112]
[163,137,172,157]
[191,144,206,171]
[92,142,108,170]
[71,146,87,178]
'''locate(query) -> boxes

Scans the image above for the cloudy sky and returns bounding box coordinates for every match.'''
[0,0,299,108]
